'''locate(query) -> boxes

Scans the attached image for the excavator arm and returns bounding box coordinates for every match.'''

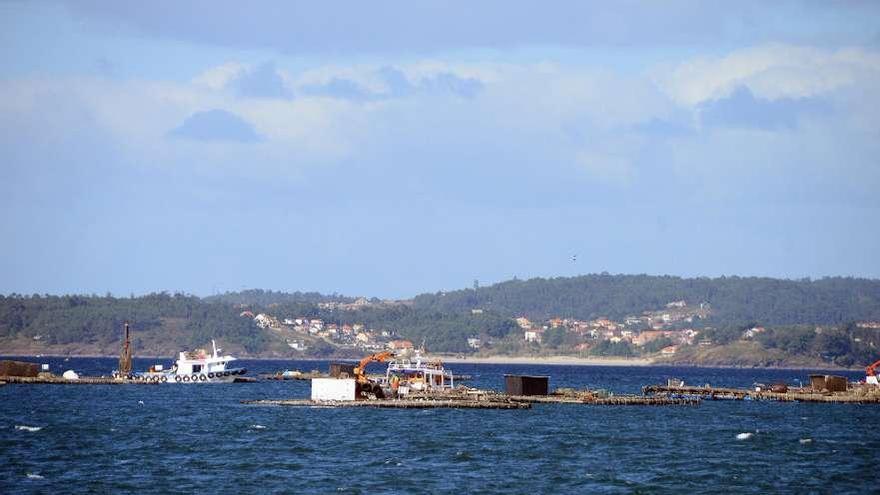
[353,351,394,383]
[866,358,880,378]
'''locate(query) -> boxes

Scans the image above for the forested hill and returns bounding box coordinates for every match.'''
[202,289,354,306]
[413,275,880,325]
[2,275,879,361]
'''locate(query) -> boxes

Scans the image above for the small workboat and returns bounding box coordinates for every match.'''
[130,340,247,383]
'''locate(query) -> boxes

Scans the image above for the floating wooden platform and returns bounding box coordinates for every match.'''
[0,375,257,385]
[242,398,531,409]
[508,394,700,406]
[0,375,157,385]
[643,384,880,404]
[259,372,328,381]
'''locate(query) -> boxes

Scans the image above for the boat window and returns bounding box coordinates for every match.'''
[193,364,202,373]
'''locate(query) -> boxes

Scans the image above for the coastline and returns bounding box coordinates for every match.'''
[0,352,854,371]
[0,352,863,371]
[433,355,653,367]
[0,353,650,366]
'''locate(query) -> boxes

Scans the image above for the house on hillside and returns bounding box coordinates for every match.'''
[387,339,414,351]
[743,326,766,339]
[632,330,665,346]
[660,345,678,356]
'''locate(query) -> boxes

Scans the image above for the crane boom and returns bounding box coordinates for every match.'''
[353,351,394,384]
[866,358,880,385]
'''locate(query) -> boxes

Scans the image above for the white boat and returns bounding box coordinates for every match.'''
[133,340,246,384]
[382,349,454,396]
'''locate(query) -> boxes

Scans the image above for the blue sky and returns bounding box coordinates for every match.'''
[2,1,879,298]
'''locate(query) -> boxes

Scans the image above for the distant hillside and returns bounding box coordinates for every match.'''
[203,289,355,306]
[412,274,880,325]
[0,293,281,357]
[2,275,879,367]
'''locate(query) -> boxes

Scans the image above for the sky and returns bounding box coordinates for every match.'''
[2,1,879,299]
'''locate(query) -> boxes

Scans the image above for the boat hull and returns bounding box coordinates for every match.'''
[134,368,247,384]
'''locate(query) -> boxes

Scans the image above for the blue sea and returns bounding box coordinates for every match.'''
[1,357,877,494]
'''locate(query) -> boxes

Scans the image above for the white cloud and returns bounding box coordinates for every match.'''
[657,44,880,106]
[3,50,877,199]
[192,62,247,91]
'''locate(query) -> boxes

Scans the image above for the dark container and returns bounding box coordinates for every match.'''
[505,374,549,396]
[329,363,356,378]
[824,375,847,392]
[809,374,847,392]
[0,360,40,377]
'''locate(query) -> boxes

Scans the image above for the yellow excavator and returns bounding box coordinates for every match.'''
[353,350,394,399]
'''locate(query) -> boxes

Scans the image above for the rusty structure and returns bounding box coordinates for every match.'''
[504,375,549,396]
[0,360,40,377]
[118,322,132,376]
[329,363,356,378]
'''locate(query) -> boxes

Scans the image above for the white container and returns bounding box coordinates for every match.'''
[311,378,356,401]
[62,370,79,380]
[41,364,50,371]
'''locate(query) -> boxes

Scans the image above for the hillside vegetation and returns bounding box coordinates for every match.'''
[1,274,879,367]
[414,274,880,324]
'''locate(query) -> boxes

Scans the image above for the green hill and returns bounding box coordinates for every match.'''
[1,274,879,366]
[413,274,880,325]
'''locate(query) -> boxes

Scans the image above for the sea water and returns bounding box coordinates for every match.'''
[1,357,877,493]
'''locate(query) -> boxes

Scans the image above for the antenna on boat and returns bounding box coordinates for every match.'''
[212,339,219,358]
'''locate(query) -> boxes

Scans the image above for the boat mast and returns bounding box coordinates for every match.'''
[118,322,132,375]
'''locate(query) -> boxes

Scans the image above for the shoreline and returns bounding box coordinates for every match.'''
[0,352,854,371]
[434,355,653,367]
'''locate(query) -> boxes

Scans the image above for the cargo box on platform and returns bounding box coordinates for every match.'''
[311,378,357,401]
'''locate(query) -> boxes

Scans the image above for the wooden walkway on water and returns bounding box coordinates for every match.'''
[242,398,531,409]
[508,394,700,406]
[643,384,880,404]
[0,375,157,385]
[0,375,257,385]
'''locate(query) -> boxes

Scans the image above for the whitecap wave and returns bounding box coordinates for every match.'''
[250,424,267,430]
[26,473,44,479]
[15,425,42,432]
[736,432,753,440]
[799,438,812,444]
